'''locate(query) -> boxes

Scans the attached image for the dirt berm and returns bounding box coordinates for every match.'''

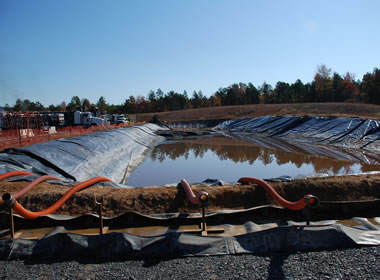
[1,173,380,218]
[136,103,380,122]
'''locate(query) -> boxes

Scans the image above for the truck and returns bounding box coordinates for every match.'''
[73,111,106,127]
[110,114,129,125]
[50,113,65,127]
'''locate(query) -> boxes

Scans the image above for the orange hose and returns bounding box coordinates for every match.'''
[4,176,112,219]
[0,171,36,181]
[180,178,200,204]
[0,175,63,205]
[238,177,318,211]
[179,179,209,205]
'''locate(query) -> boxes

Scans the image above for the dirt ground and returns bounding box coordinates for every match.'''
[1,173,380,217]
[136,103,380,122]
[1,103,380,218]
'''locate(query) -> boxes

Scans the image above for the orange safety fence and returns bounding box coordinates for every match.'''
[0,122,145,151]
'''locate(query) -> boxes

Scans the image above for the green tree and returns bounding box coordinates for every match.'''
[361,68,380,104]
[48,104,61,111]
[332,72,345,101]
[191,90,202,108]
[259,82,273,104]
[3,104,11,111]
[214,87,228,105]
[246,83,260,104]
[289,79,306,103]
[226,83,248,105]
[67,96,81,111]
[22,99,32,110]
[273,82,291,103]
[148,90,160,112]
[164,91,188,111]
[81,98,91,111]
[122,96,137,113]
[313,64,334,101]
[96,96,108,111]
[60,101,67,112]
[14,99,23,111]
[29,101,45,111]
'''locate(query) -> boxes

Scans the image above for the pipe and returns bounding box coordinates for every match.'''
[179,179,209,205]
[238,177,319,210]
[2,176,112,219]
[0,175,63,205]
[0,171,36,181]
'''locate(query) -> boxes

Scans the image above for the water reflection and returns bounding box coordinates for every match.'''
[127,136,380,186]
[151,136,378,174]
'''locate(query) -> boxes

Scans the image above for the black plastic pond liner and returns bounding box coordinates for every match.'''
[0,124,167,183]
[227,132,380,165]
[215,116,380,151]
[1,223,378,261]
[0,203,379,260]
[0,116,379,185]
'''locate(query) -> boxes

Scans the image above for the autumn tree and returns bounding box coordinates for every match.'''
[136,96,151,113]
[122,96,137,113]
[313,64,334,101]
[342,72,359,101]
[60,101,67,112]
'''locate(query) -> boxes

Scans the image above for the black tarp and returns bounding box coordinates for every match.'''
[1,222,379,261]
[214,116,380,151]
[1,117,379,184]
[0,124,167,183]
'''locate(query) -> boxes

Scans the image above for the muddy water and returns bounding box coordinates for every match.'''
[127,136,380,187]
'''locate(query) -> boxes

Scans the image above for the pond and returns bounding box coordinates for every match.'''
[126,135,380,187]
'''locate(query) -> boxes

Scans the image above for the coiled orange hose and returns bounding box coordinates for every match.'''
[0,171,36,181]
[2,176,112,219]
[238,177,319,210]
[0,175,63,205]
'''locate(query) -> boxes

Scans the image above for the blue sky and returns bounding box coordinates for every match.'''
[1,0,379,106]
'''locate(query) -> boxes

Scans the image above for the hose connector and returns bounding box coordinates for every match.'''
[198,191,209,206]
[304,194,320,209]
[2,193,16,207]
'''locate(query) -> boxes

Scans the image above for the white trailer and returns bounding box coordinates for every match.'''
[74,111,106,126]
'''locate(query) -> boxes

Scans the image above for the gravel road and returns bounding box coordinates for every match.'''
[1,246,379,279]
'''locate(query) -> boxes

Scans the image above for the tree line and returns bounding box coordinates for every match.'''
[2,65,380,114]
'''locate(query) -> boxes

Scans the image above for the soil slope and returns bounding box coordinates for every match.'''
[136,103,380,122]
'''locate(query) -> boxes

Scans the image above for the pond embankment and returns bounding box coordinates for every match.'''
[0,115,379,216]
[1,110,380,262]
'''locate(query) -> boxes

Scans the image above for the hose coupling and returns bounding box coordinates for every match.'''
[304,194,320,209]
[2,193,16,207]
[198,191,209,206]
